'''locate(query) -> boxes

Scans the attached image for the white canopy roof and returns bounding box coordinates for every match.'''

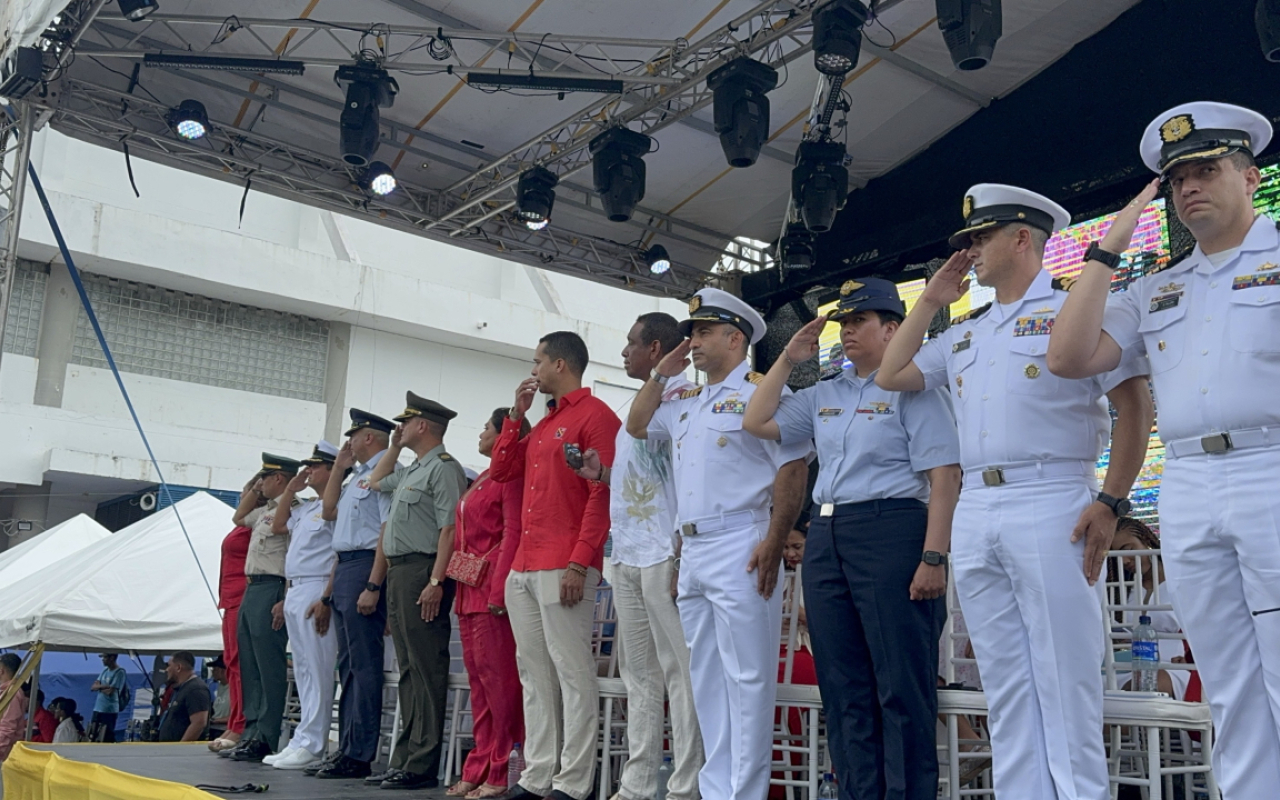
[0,514,112,593]
[0,492,231,653]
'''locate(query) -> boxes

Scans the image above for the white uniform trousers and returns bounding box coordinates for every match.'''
[1160,447,1280,799]
[506,567,602,800]
[951,476,1109,800]
[678,520,781,800]
[613,557,704,800]
[283,577,338,755]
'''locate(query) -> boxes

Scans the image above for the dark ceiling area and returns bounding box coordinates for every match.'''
[744,0,1280,310]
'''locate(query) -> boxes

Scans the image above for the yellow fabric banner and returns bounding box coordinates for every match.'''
[2,743,220,800]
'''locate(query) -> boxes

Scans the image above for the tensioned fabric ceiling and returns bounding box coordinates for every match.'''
[8,0,1138,298]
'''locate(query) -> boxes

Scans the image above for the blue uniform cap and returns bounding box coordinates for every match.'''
[344,408,396,437]
[831,277,905,320]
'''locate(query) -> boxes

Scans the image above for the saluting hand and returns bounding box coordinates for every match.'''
[656,339,692,378]
[1072,501,1119,586]
[1099,180,1160,257]
[335,441,356,471]
[784,314,830,365]
[919,249,973,309]
[390,425,405,450]
[746,537,784,599]
[286,470,309,494]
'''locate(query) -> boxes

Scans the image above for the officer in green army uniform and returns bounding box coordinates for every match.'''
[366,391,468,789]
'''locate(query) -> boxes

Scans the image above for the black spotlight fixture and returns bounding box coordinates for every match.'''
[117,0,159,21]
[166,99,209,140]
[1258,0,1280,61]
[517,166,559,230]
[645,245,672,275]
[334,61,399,167]
[707,58,779,168]
[779,224,816,271]
[364,161,396,195]
[813,0,870,76]
[936,0,1002,71]
[589,127,652,223]
[792,140,848,234]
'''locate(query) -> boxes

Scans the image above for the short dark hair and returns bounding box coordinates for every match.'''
[0,653,20,675]
[171,651,195,669]
[490,407,531,438]
[1227,150,1257,171]
[538,331,589,377]
[874,310,904,326]
[635,312,683,355]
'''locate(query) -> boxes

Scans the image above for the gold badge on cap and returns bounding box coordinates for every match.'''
[962,195,974,219]
[1024,364,1041,379]
[839,280,864,297]
[1160,114,1194,144]
[688,295,702,314]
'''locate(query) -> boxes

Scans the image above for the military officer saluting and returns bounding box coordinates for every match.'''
[1050,101,1280,800]
[367,392,468,790]
[744,278,961,800]
[877,185,1154,800]
[627,288,811,800]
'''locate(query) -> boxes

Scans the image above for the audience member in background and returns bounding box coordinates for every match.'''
[159,652,212,742]
[24,687,55,743]
[89,652,127,742]
[209,476,257,753]
[208,656,231,739]
[0,653,26,760]
[770,519,817,799]
[492,331,621,800]
[447,408,527,800]
[50,697,84,743]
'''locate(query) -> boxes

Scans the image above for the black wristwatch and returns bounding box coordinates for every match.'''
[364,581,382,593]
[321,595,333,607]
[1084,241,1123,270]
[1096,492,1132,518]
[921,551,948,566]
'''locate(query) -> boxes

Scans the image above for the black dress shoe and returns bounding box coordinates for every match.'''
[366,767,402,784]
[315,754,372,779]
[380,770,438,790]
[229,739,272,762]
[304,751,342,776]
[507,786,547,800]
[218,740,250,759]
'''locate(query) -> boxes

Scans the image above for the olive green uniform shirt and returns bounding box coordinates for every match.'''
[379,445,467,558]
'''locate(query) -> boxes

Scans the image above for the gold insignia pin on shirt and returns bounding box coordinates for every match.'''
[964,331,972,339]
[1157,282,1185,293]
[1160,114,1194,143]
[962,194,974,219]
[956,376,963,388]
[839,280,864,297]
[1259,262,1280,272]
[1024,364,1041,379]
[688,295,702,314]
[1158,340,1166,351]
[716,436,728,448]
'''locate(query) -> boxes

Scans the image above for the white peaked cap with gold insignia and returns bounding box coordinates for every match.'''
[680,287,767,345]
[1141,101,1272,175]
[949,184,1070,249]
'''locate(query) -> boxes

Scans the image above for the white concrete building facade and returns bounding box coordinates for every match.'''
[0,130,685,545]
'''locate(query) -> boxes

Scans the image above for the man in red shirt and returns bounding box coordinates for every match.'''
[491,331,620,800]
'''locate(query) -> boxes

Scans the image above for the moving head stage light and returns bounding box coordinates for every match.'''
[590,128,653,223]
[335,61,399,167]
[937,0,1003,71]
[708,58,779,168]
[792,140,849,234]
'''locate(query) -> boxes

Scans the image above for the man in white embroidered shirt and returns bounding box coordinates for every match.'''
[576,313,704,800]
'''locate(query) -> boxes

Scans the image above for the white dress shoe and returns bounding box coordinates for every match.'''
[262,746,295,766]
[272,747,321,770]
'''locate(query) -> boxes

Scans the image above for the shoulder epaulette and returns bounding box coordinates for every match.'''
[950,302,991,325]
[746,371,765,385]
[1146,248,1193,277]
[438,452,453,462]
[679,386,704,399]
[1052,275,1076,292]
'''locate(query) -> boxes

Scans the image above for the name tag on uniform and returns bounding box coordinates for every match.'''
[952,339,971,353]
[1013,315,1054,336]
[854,402,894,416]
[1149,292,1182,312]
[1233,271,1280,290]
[817,408,844,417]
[711,399,746,414]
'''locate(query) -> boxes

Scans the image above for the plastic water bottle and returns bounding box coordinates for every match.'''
[818,772,838,800]
[508,743,526,788]
[1131,615,1160,692]
[656,756,673,800]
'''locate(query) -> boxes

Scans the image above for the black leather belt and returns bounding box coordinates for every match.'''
[813,498,925,518]
[336,549,376,562]
[386,553,435,566]
[245,574,285,584]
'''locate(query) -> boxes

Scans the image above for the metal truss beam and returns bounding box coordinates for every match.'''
[42,80,710,297]
[0,103,35,371]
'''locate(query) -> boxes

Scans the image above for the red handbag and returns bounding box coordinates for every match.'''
[445,478,499,587]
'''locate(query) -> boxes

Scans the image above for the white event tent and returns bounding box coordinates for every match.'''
[0,492,231,654]
[0,514,111,593]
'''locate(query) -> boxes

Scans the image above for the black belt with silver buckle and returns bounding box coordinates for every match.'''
[1201,432,1233,454]
[245,574,284,584]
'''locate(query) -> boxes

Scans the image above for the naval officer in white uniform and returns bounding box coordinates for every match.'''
[626,288,812,800]
[878,185,1154,800]
[1049,101,1280,800]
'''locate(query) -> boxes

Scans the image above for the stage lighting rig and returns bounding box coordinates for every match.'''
[166,99,209,140]
[779,224,815,271]
[936,0,1002,71]
[813,0,869,76]
[117,0,158,21]
[0,47,43,100]
[335,60,398,167]
[707,58,779,168]
[792,140,848,234]
[517,167,559,230]
[365,161,396,195]
[645,245,672,275]
[1258,0,1280,61]
[590,127,653,223]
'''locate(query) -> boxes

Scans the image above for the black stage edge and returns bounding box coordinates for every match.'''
[25,743,449,799]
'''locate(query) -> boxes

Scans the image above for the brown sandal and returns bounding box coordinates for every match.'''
[447,782,481,797]
[466,785,509,799]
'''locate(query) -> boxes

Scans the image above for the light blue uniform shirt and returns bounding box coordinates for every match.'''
[331,449,393,552]
[775,366,961,505]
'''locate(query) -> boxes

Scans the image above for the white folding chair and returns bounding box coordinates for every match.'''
[771,569,825,800]
[937,570,994,799]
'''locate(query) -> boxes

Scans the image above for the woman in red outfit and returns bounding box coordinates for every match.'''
[446,408,527,799]
[208,475,260,752]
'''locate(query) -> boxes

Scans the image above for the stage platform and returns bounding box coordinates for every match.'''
[4,743,449,799]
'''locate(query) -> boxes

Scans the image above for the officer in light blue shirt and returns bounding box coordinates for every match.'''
[744,278,961,800]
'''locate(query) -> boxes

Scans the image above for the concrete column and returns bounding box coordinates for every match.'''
[9,481,51,546]
[323,321,352,443]
[33,261,79,408]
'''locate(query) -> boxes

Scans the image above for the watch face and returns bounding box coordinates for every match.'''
[1117,499,1132,517]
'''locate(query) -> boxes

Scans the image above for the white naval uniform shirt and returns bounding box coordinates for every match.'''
[914,269,1149,470]
[286,496,337,580]
[608,379,692,568]
[1102,214,1280,443]
[647,361,813,522]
